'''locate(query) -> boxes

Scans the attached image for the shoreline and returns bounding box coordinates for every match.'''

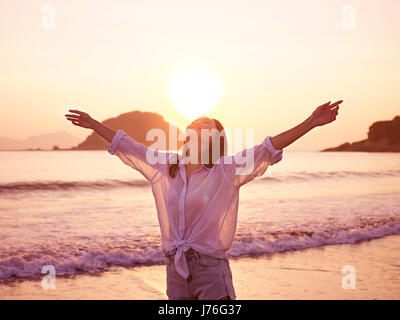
[1,235,399,300]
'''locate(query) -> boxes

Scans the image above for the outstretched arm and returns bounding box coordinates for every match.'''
[65,109,116,143]
[65,108,170,182]
[270,100,343,150]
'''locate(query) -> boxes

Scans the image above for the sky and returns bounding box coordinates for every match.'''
[0,0,399,150]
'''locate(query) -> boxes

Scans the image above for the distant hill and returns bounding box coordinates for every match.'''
[322,115,400,152]
[0,131,81,150]
[72,110,183,151]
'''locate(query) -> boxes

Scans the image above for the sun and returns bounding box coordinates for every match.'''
[168,68,223,120]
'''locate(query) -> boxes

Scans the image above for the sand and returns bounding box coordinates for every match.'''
[1,235,399,300]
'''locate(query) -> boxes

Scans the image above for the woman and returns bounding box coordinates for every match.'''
[65,99,342,299]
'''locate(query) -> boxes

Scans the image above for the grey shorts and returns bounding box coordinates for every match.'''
[165,249,236,300]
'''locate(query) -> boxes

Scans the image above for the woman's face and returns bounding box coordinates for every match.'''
[184,117,217,164]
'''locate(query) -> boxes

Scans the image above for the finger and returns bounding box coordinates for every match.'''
[67,118,80,124]
[319,101,331,108]
[65,114,81,119]
[65,115,80,119]
[329,100,343,109]
[68,109,83,115]
[66,117,80,122]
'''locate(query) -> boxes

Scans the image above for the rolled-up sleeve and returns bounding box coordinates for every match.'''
[106,130,126,155]
[263,136,283,165]
[105,130,168,182]
[221,135,283,188]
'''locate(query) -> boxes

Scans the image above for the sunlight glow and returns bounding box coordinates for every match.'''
[168,68,223,120]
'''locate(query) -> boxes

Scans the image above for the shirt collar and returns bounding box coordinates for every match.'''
[178,157,212,172]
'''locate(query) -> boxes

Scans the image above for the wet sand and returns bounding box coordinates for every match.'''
[1,235,399,300]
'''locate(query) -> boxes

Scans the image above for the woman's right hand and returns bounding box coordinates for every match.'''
[65,109,94,129]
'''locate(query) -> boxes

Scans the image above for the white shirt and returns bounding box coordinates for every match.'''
[105,130,283,279]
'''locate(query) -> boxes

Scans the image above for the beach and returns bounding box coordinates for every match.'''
[2,235,399,300]
[1,150,399,299]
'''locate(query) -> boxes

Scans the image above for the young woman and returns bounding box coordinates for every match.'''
[65,99,342,300]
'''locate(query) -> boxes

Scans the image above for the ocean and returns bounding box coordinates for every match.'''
[1,150,399,283]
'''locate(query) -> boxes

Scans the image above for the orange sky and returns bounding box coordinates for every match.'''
[1,0,399,150]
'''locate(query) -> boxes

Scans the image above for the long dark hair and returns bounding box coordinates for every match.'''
[168,118,227,178]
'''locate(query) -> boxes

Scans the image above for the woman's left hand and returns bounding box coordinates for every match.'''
[310,100,343,127]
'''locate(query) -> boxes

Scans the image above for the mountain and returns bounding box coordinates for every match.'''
[322,115,400,152]
[72,110,184,151]
[0,131,81,150]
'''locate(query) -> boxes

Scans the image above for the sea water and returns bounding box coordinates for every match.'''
[0,150,399,282]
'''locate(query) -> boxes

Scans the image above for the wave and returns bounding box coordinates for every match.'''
[260,169,400,183]
[1,169,399,195]
[229,216,400,256]
[1,216,399,282]
[0,179,149,194]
